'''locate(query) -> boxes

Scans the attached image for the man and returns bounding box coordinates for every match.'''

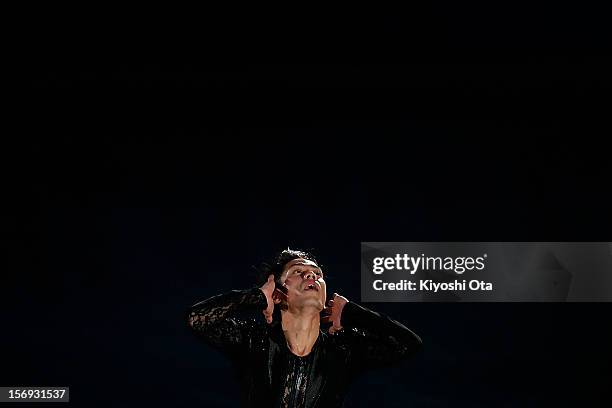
[186,249,422,407]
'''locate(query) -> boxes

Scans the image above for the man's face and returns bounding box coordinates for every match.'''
[279,258,326,311]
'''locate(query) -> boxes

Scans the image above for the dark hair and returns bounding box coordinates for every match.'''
[255,248,319,286]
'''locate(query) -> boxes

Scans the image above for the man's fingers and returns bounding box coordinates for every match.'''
[321,315,332,324]
[327,295,337,307]
[273,288,288,300]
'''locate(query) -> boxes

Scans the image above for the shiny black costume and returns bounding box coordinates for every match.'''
[187,288,422,407]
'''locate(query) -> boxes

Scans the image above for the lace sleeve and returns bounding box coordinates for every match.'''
[186,287,268,357]
[338,302,422,371]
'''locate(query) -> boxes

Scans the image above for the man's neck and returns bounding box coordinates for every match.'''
[281,308,320,357]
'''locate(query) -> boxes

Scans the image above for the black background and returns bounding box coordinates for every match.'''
[4,3,612,407]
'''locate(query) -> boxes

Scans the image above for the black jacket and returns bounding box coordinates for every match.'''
[186,288,422,407]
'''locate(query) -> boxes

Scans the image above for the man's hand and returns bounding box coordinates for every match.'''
[322,292,349,334]
[259,274,287,324]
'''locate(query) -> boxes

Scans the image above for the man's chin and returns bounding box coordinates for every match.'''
[294,298,324,311]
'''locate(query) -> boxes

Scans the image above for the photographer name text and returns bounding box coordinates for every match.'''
[373,279,493,292]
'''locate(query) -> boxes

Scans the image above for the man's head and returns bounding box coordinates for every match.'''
[260,248,327,313]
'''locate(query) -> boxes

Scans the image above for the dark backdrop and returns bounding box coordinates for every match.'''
[4,3,612,407]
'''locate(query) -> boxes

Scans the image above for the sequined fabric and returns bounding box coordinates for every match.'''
[280,352,314,408]
[187,288,422,407]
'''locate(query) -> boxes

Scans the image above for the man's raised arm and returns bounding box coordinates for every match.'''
[186,287,269,356]
[329,295,423,370]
